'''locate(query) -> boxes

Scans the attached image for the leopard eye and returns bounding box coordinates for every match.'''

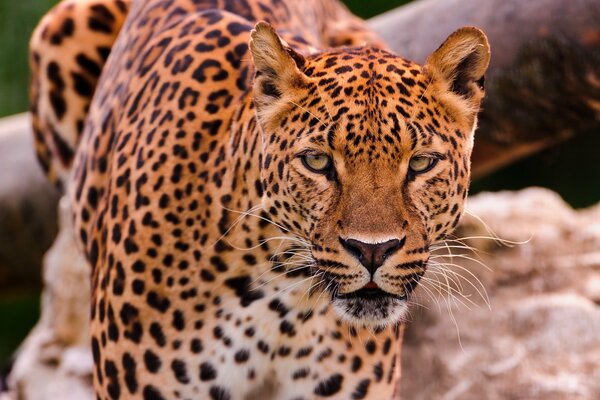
[301,154,332,174]
[409,155,437,174]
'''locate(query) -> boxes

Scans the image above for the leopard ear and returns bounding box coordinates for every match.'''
[249,22,306,111]
[426,27,490,106]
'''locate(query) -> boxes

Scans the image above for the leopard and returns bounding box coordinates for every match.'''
[29,0,490,398]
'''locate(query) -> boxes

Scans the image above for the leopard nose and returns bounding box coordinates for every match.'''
[340,237,405,275]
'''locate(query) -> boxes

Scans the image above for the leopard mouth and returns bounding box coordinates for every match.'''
[335,287,406,301]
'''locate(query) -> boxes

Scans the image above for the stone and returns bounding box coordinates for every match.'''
[400,187,600,400]
[7,197,92,400]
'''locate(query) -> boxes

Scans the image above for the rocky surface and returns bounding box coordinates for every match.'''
[400,187,600,400]
[4,197,92,400]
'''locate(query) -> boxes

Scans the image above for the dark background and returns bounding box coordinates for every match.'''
[0,0,598,367]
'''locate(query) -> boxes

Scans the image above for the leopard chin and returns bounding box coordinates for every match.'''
[331,288,410,327]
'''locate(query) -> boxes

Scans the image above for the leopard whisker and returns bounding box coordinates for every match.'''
[289,100,329,129]
[427,260,490,308]
[463,208,504,245]
[210,204,264,247]
[253,263,314,289]
[430,252,492,272]
[277,274,321,296]
[221,204,312,242]
[420,282,472,311]
[446,234,530,248]
[431,243,488,257]
[445,290,465,352]
[424,267,482,310]
[296,272,327,309]
[309,273,336,315]
[420,276,475,311]
[313,83,335,125]
[425,263,467,293]
[226,236,313,252]
[410,280,437,312]
[421,275,475,311]
[410,75,434,120]
[249,252,314,286]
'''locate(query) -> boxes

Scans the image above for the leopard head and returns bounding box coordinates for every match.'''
[249,22,490,326]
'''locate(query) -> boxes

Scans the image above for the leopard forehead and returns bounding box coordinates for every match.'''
[260,46,472,164]
[257,46,473,214]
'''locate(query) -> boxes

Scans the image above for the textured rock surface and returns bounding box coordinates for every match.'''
[400,187,600,400]
[6,197,92,400]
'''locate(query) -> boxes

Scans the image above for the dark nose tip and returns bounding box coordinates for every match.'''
[340,237,405,275]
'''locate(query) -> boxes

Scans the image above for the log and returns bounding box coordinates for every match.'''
[371,0,600,178]
[0,114,58,288]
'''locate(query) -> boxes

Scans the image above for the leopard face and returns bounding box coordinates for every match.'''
[250,23,490,326]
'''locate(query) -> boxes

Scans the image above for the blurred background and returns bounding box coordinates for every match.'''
[0,0,599,389]
[0,0,63,370]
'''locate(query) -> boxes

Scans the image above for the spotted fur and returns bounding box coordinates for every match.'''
[30,0,489,398]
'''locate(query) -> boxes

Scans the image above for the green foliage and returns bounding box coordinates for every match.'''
[471,127,600,209]
[344,0,410,19]
[0,291,40,367]
[0,0,59,117]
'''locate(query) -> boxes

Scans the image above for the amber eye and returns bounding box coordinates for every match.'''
[301,153,333,174]
[408,155,437,175]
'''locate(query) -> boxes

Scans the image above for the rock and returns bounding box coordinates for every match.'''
[7,197,92,400]
[400,187,600,400]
